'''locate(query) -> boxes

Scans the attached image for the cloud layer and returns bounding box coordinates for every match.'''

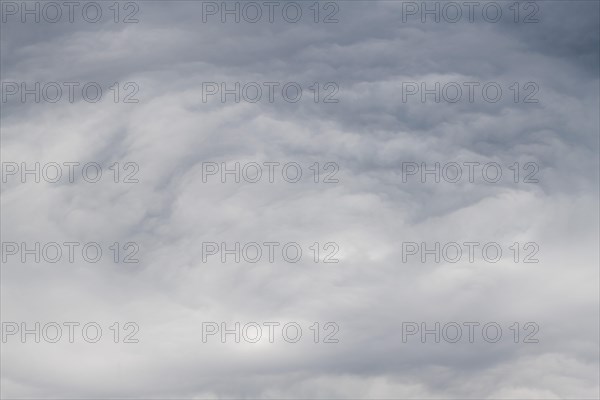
[1,1,599,398]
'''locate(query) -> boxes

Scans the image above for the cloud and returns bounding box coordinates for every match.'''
[1,0,599,398]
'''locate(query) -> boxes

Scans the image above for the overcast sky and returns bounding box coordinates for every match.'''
[1,0,599,398]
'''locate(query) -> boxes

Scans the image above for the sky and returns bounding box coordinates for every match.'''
[1,0,599,398]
